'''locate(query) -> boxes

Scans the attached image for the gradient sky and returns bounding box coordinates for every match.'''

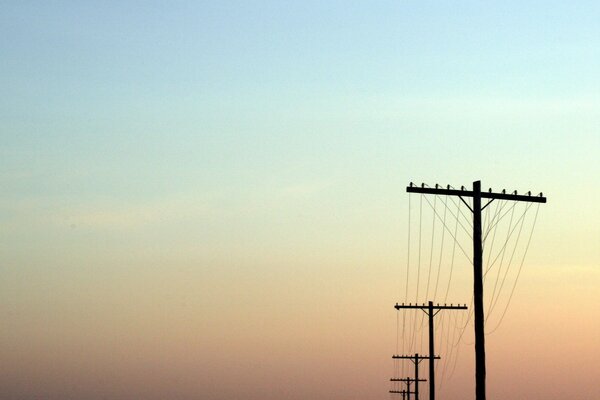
[1,2,599,399]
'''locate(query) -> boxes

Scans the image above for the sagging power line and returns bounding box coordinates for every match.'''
[401,181,547,400]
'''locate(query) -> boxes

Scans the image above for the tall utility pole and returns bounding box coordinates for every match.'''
[392,353,439,400]
[406,181,546,400]
[395,301,467,400]
[390,378,421,400]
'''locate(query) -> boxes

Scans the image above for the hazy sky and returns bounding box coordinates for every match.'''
[1,2,599,399]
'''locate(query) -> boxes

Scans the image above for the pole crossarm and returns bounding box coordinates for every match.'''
[406,183,547,204]
[404,180,547,400]
[395,302,467,317]
[393,355,440,361]
[395,302,468,311]
[391,378,427,382]
[390,390,417,394]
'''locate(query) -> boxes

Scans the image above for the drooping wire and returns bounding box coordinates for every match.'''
[483,201,519,244]
[409,195,424,352]
[483,200,511,244]
[485,203,517,316]
[488,202,534,320]
[448,185,475,229]
[445,311,462,381]
[448,312,466,378]
[482,200,504,279]
[439,311,458,389]
[440,196,473,240]
[438,193,474,380]
[483,201,534,325]
[416,194,423,302]
[484,203,534,276]
[400,193,413,380]
[456,200,503,346]
[433,195,448,301]
[425,195,438,300]
[424,184,473,240]
[443,198,461,303]
[422,195,472,264]
[434,310,445,388]
[486,203,541,334]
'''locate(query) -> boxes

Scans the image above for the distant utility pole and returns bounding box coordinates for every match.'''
[395,301,467,400]
[406,181,546,400]
[390,378,422,400]
[392,353,439,400]
[390,376,426,400]
[389,389,416,400]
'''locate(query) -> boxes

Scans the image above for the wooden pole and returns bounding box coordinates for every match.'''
[473,180,486,400]
[428,301,435,400]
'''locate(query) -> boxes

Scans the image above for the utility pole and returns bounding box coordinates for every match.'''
[389,389,417,400]
[392,353,439,400]
[390,375,427,400]
[406,181,546,400]
[390,378,421,400]
[395,301,467,400]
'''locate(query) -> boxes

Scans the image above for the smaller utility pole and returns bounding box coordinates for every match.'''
[390,378,422,400]
[395,301,467,400]
[389,389,417,400]
[393,354,439,400]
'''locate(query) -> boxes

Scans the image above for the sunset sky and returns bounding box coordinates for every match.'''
[1,2,599,399]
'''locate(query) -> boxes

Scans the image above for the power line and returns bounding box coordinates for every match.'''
[406,181,546,400]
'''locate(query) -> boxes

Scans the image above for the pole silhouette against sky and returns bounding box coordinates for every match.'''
[406,181,547,400]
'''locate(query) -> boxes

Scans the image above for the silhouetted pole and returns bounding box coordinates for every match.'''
[415,353,420,400]
[390,389,417,400]
[428,302,435,400]
[392,354,435,400]
[395,303,467,400]
[473,181,485,400]
[406,181,546,400]
[391,378,423,400]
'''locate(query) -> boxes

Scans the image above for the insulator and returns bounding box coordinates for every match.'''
[527,191,531,196]
[502,189,506,194]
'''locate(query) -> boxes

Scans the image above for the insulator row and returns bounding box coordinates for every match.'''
[395,302,468,307]
[412,182,544,197]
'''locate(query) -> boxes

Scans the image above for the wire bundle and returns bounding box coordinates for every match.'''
[391,185,541,398]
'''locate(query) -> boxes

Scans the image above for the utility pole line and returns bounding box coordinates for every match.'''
[390,378,422,400]
[392,353,439,400]
[389,389,417,400]
[406,181,546,400]
[395,301,467,400]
